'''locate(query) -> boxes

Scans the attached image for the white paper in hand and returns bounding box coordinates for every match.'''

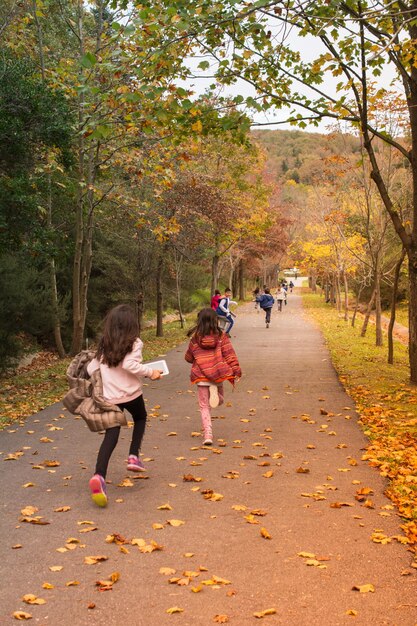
[144,359,169,376]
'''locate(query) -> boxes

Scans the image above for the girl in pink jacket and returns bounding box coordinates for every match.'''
[87,305,161,507]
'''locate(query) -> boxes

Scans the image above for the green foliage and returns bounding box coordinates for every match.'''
[0,254,55,369]
[0,54,73,174]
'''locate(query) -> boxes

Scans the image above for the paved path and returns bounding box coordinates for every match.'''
[1,296,416,625]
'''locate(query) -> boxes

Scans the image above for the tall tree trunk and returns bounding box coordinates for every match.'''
[361,287,376,337]
[136,290,144,335]
[388,248,406,365]
[70,0,104,354]
[310,269,317,292]
[375,266,383,347]
[330,276,336,307]
[352,284,364,328]
[156,253,164,337]
[343,269,349,322]
[71,1,86,354]
[174,250,185,329]
[47,161,66,357]
[238,258,245,300]
[335,272,342,313]
[324,279,330,302]
[408,253,417,382]
[211,253,219,294]
[360,43,417,380]
[232,262,239,297]
[32,0,66,357]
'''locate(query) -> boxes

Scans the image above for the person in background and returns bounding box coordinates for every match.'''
[275,285,287,311]
[289,280,294,292]
[256,287,275,328]
[211,289,222,311]
[185,308,241,445]
[86,305,162,507]
[215,288,236,336]
[253,286,260,309]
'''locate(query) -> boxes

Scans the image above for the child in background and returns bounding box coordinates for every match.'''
[215,288,236,336]
[256,287,275,328]
[87,304,162,507]
[275,285,287,311]
[211,289,222,310]
[185,308,241,445]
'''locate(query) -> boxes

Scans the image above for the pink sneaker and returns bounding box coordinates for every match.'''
[127,454,146,472]
[89,474,107,507]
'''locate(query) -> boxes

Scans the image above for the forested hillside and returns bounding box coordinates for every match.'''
[253,130,361,185]
[254,128,410,335]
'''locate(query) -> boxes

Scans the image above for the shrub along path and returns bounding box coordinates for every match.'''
[1,295,416,625]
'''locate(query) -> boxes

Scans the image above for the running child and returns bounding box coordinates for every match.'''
[87,304,162,506]
[185,308,241,445]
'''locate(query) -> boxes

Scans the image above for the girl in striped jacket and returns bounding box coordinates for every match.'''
[185,308,241,445]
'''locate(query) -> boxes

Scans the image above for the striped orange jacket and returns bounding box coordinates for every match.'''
[185,332,241,384]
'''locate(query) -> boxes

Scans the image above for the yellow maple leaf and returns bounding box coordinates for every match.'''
[166,606,184,614]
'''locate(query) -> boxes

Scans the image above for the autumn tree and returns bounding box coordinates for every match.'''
[127,0,417,382]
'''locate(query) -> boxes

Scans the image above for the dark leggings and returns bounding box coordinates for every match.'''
[95,394,147,478]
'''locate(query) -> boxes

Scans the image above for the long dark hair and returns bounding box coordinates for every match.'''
[187,307,222,339]
[96,304,139,367]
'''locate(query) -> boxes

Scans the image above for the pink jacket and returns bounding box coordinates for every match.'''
[87,338,153,404]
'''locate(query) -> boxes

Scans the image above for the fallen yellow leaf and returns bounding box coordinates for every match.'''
[352,584,375,593]
[84,556,108,565]
[166,607,184,614]
[13,611,32,620]
[160,567,176,576]
[22,595,46,605]
[253,608,277,618]
[20,506,38,516]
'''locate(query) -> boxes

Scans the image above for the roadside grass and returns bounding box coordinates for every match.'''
[302,291,417,552]
[0,318,192,430]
